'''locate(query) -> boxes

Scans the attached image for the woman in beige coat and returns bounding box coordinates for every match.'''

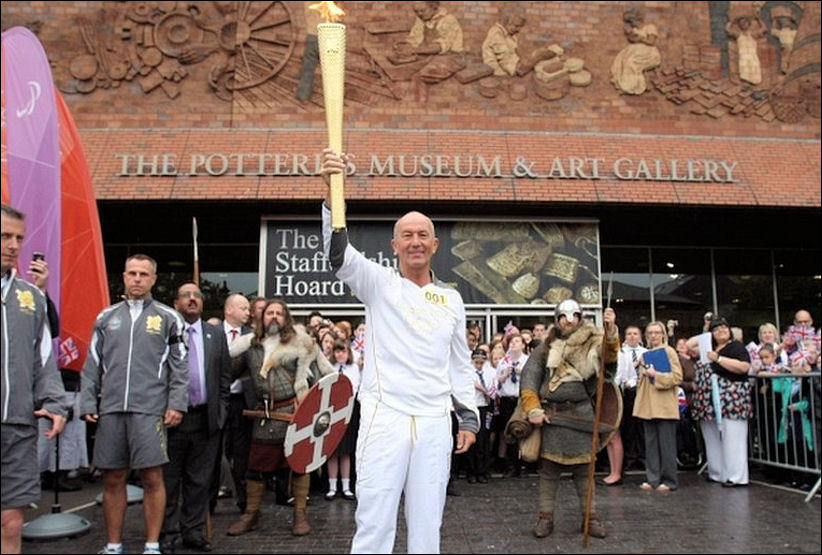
[633,321,682,491]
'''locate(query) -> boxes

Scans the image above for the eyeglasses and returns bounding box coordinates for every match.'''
[178,292,203,299]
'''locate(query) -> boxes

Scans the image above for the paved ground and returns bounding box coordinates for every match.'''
[22,469,820,554]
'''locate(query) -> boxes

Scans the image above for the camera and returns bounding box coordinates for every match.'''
[32,252,45,262]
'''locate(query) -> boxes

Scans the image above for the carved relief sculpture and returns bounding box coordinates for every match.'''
[533,57,591,101]
[769,6,799,74]
[768,0,821,123]
[481,5,562,78]
[296,1,322,101]
[479,5,565,101]
[610,9,661,95]
[11,1,815,122]
[482,6,563,76]
[726,12,766,86]
[59,2,296,101]
[393,1,466,103]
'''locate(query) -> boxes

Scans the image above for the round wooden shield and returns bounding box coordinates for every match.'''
[284,372,354,474]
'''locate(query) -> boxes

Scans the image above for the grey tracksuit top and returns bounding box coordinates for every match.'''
[80,297,188,417]
[1,271,68,426]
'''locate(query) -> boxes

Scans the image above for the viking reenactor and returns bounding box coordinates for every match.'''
[519,300,620,539]
[226,299,333,537]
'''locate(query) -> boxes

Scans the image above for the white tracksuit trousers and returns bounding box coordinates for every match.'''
[350,398,452,554]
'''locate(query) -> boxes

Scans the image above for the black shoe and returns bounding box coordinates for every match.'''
[217,486,232,499]
[466,475,476,484]
[342,489,355,501]
[160,539,177,554]
[446,481,461,496]
[597,478,623,487]
[476,474,489,484]
[182,536,212,552]
[721,481,748,488]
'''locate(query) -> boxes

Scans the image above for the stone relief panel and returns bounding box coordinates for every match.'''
[610,8,662,95]
[52,1,296,100]
[657,1,818,123]
[2,1,817,127]
[361,1,591,105]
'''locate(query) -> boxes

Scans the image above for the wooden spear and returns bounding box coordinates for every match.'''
[192,217,200,288]
[582,272,613,547]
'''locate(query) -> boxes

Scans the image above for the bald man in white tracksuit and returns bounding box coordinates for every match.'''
[320,153,477,554]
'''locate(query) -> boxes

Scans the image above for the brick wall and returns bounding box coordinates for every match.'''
[2,1,820,139]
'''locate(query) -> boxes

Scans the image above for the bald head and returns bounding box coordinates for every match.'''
[393,211,435,240]
[224,293,250,327]
[391,211,439,283]
[794,310,813,327]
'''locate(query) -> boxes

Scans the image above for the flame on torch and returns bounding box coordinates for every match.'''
[309,1,345,23]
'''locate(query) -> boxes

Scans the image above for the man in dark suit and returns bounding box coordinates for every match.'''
[220,293,254,514]
[161,283,231,553]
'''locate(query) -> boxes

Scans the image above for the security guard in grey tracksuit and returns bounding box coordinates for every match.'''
[80,253,187,555]
[2,203,69,553]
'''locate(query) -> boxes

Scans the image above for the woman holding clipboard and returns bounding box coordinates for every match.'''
[633,321,683,491]
[687,317,753,487]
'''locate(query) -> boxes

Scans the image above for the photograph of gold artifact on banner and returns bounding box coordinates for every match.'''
[448,220,601,306]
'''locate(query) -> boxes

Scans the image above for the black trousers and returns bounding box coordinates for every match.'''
[224,394,252,511]
[621,387,645,466]
[163,407,220,542]
[469,406,490,477]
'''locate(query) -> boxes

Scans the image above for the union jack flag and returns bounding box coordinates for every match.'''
[789,350,810,369]
[784,325,821,354]
[351,333,365,354]
[59,337,80,367]
[486,377,498,400]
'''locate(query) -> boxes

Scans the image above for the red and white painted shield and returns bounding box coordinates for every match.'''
[284,372,354,474]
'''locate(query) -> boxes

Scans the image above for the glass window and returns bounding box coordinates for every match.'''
[601,247,651,332]
[714,248,775,343]
[199,271,259,320]
[105,245,192,305]
[104,244,260,318]
[651,248,711,340]
[775,248,822,334]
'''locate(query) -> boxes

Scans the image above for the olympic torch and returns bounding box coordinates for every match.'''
[310,1,346,230]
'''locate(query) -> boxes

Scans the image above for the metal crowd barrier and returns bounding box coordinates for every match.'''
[748,372,821,503]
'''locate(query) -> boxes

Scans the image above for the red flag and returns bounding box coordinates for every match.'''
[54,90,109,371]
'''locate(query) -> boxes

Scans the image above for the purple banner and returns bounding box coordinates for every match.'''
[1,27,61,308]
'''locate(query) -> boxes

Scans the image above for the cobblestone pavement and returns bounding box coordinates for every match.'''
[22,469,820,554]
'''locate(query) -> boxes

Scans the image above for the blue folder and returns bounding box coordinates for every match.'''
[643,348,671,383]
